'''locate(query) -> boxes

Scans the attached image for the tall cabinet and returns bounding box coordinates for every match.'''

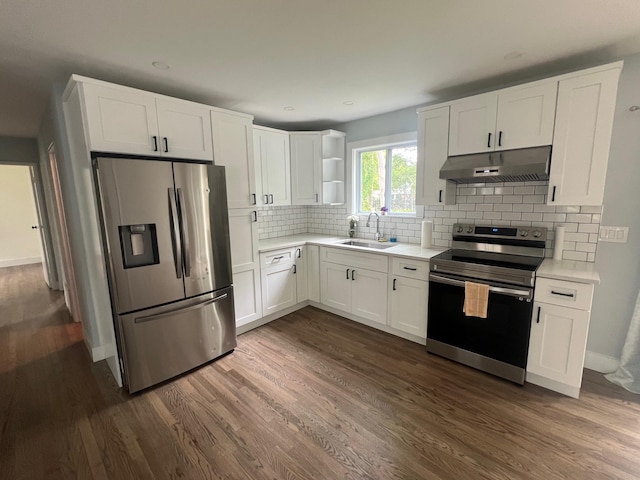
[211,110,262,328]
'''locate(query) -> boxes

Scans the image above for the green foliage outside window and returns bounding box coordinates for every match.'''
[359,145,416,214]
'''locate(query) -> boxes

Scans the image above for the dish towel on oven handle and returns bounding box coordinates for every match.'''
[463,281,490,318]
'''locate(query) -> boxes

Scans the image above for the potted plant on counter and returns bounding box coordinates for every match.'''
[347,214,359,238]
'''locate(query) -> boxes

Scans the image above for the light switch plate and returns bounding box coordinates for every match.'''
[599,226,629,243]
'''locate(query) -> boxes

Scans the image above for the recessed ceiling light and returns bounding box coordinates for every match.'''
[284,106,295,111]
[504,51,524,60]
[343,101,355,106]
[152,61,171,70]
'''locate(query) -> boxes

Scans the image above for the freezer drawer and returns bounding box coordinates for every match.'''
[119,286,236,393]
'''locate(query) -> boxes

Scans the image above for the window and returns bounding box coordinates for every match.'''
[356,142,417,214]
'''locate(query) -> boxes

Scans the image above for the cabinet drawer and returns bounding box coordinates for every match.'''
[260,247,296,269]
[535,277,594,311]
[391,257,429,281]
[321,247,388,273]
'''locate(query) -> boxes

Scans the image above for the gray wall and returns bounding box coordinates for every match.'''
[589,52,640,360]
[0,136,39,165]
[332,52,640,364]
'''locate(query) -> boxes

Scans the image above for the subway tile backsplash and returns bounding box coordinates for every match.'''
[257,181,602,262]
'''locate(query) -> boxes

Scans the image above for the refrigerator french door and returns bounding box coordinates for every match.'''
[94,155,236,393]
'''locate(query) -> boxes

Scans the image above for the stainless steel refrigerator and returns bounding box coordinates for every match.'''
[93,154,236,393]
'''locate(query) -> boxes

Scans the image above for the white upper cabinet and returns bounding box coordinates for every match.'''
[449,92,498,155]
[211,110,256,209]
[547,66,622,206]
[416,106,453,205]
[495,82,557,151]
[290,132,322,205]
[448,81,557,156]
[82,83,159,156]
[81,81,213,160]
[155,98,213,160]
[254,126,291,206]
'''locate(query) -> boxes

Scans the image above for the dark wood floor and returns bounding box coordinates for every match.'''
[2,264,640,479]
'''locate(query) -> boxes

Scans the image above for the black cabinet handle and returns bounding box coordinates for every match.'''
[346,268,350,280]
[498,131,503,147]
[393,278,397,291]
[152,136,158,152]
[439,189,443,203]
[316,193,319,203]
[163,137,169,153]
[351,269,356,281]
[263,194,269,204]
[252,211,257,222]
[293,264,297,274]
[269,194,274,204]
[551,186,557,202]
[536,306,541,324]
[487,132,492,148]
[251,193,257,205]
[296,248,301,258]
[403,266,417,271]
[551,290,575,298]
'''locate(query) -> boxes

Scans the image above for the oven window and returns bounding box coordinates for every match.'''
[427,280,533,368]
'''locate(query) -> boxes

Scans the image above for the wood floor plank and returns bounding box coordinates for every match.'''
[2,265,640,479]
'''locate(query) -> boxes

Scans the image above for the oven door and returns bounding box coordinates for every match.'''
[427,272,534,384]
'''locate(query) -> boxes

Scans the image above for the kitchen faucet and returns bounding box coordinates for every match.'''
[366,212,381,240]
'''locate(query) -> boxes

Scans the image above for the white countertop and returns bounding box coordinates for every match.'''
[258,234,445,261]
[537,258,600,285]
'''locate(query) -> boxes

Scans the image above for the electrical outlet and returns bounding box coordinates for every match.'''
[599,226,629,243]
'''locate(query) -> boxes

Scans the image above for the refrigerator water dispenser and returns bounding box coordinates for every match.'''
[119,224,159,269]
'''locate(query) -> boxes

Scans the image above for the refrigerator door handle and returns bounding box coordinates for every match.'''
[177,187,191,277]
[168,188,183,278]
[134,293,229,324]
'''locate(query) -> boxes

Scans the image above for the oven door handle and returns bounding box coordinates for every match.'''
[429,273,533,300]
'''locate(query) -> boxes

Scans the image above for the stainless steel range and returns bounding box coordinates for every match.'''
[427,223,548,385]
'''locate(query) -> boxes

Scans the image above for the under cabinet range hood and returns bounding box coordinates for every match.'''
[439,146,551,184]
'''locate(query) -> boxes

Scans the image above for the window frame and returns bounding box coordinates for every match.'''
[347,132,421,218]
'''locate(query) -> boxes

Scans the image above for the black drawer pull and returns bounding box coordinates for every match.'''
[346,269,350,280]
[550,290,575,298]
[536,306,541,324]
[487,132,492,148]
[403,266,417,271]
[393,278,397,291]
[351,269,356,281]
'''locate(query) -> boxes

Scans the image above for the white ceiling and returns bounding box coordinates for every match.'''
[2,0,640,138]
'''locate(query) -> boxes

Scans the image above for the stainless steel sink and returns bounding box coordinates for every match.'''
[339,240,394,250]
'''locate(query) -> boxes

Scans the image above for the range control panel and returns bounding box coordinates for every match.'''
[452,223,548,242]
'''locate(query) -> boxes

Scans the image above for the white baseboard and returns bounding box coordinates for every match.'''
[0,256,42,268]
[584,351,620,374]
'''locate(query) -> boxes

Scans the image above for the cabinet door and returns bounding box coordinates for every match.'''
[547,68,621,206]
[211,111,256,208]
[496,82,557,151]
[261,263,297,315]
[306,245,320,303]
[82,83,159,155]
[527,302,590,387]
[254,128,291,206]
[389,276,428,337]
[227,209,259,273]
[233,269,262,327]
[156,98,213,161]
[295,246,308,303]
[290,133,322,205]
[320,262,351,312]
[351,267,388,325]
[449,93,498,156]
[416,106,452,205]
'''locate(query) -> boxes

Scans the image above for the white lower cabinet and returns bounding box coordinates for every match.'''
[306,245,320,303]
[320,247,388,325]
[260,248,297,316]
[526,277,594,398]
[233,269,262,328]
[389,276,428,338]
[295,246,308,303]
[228,209,262,327]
